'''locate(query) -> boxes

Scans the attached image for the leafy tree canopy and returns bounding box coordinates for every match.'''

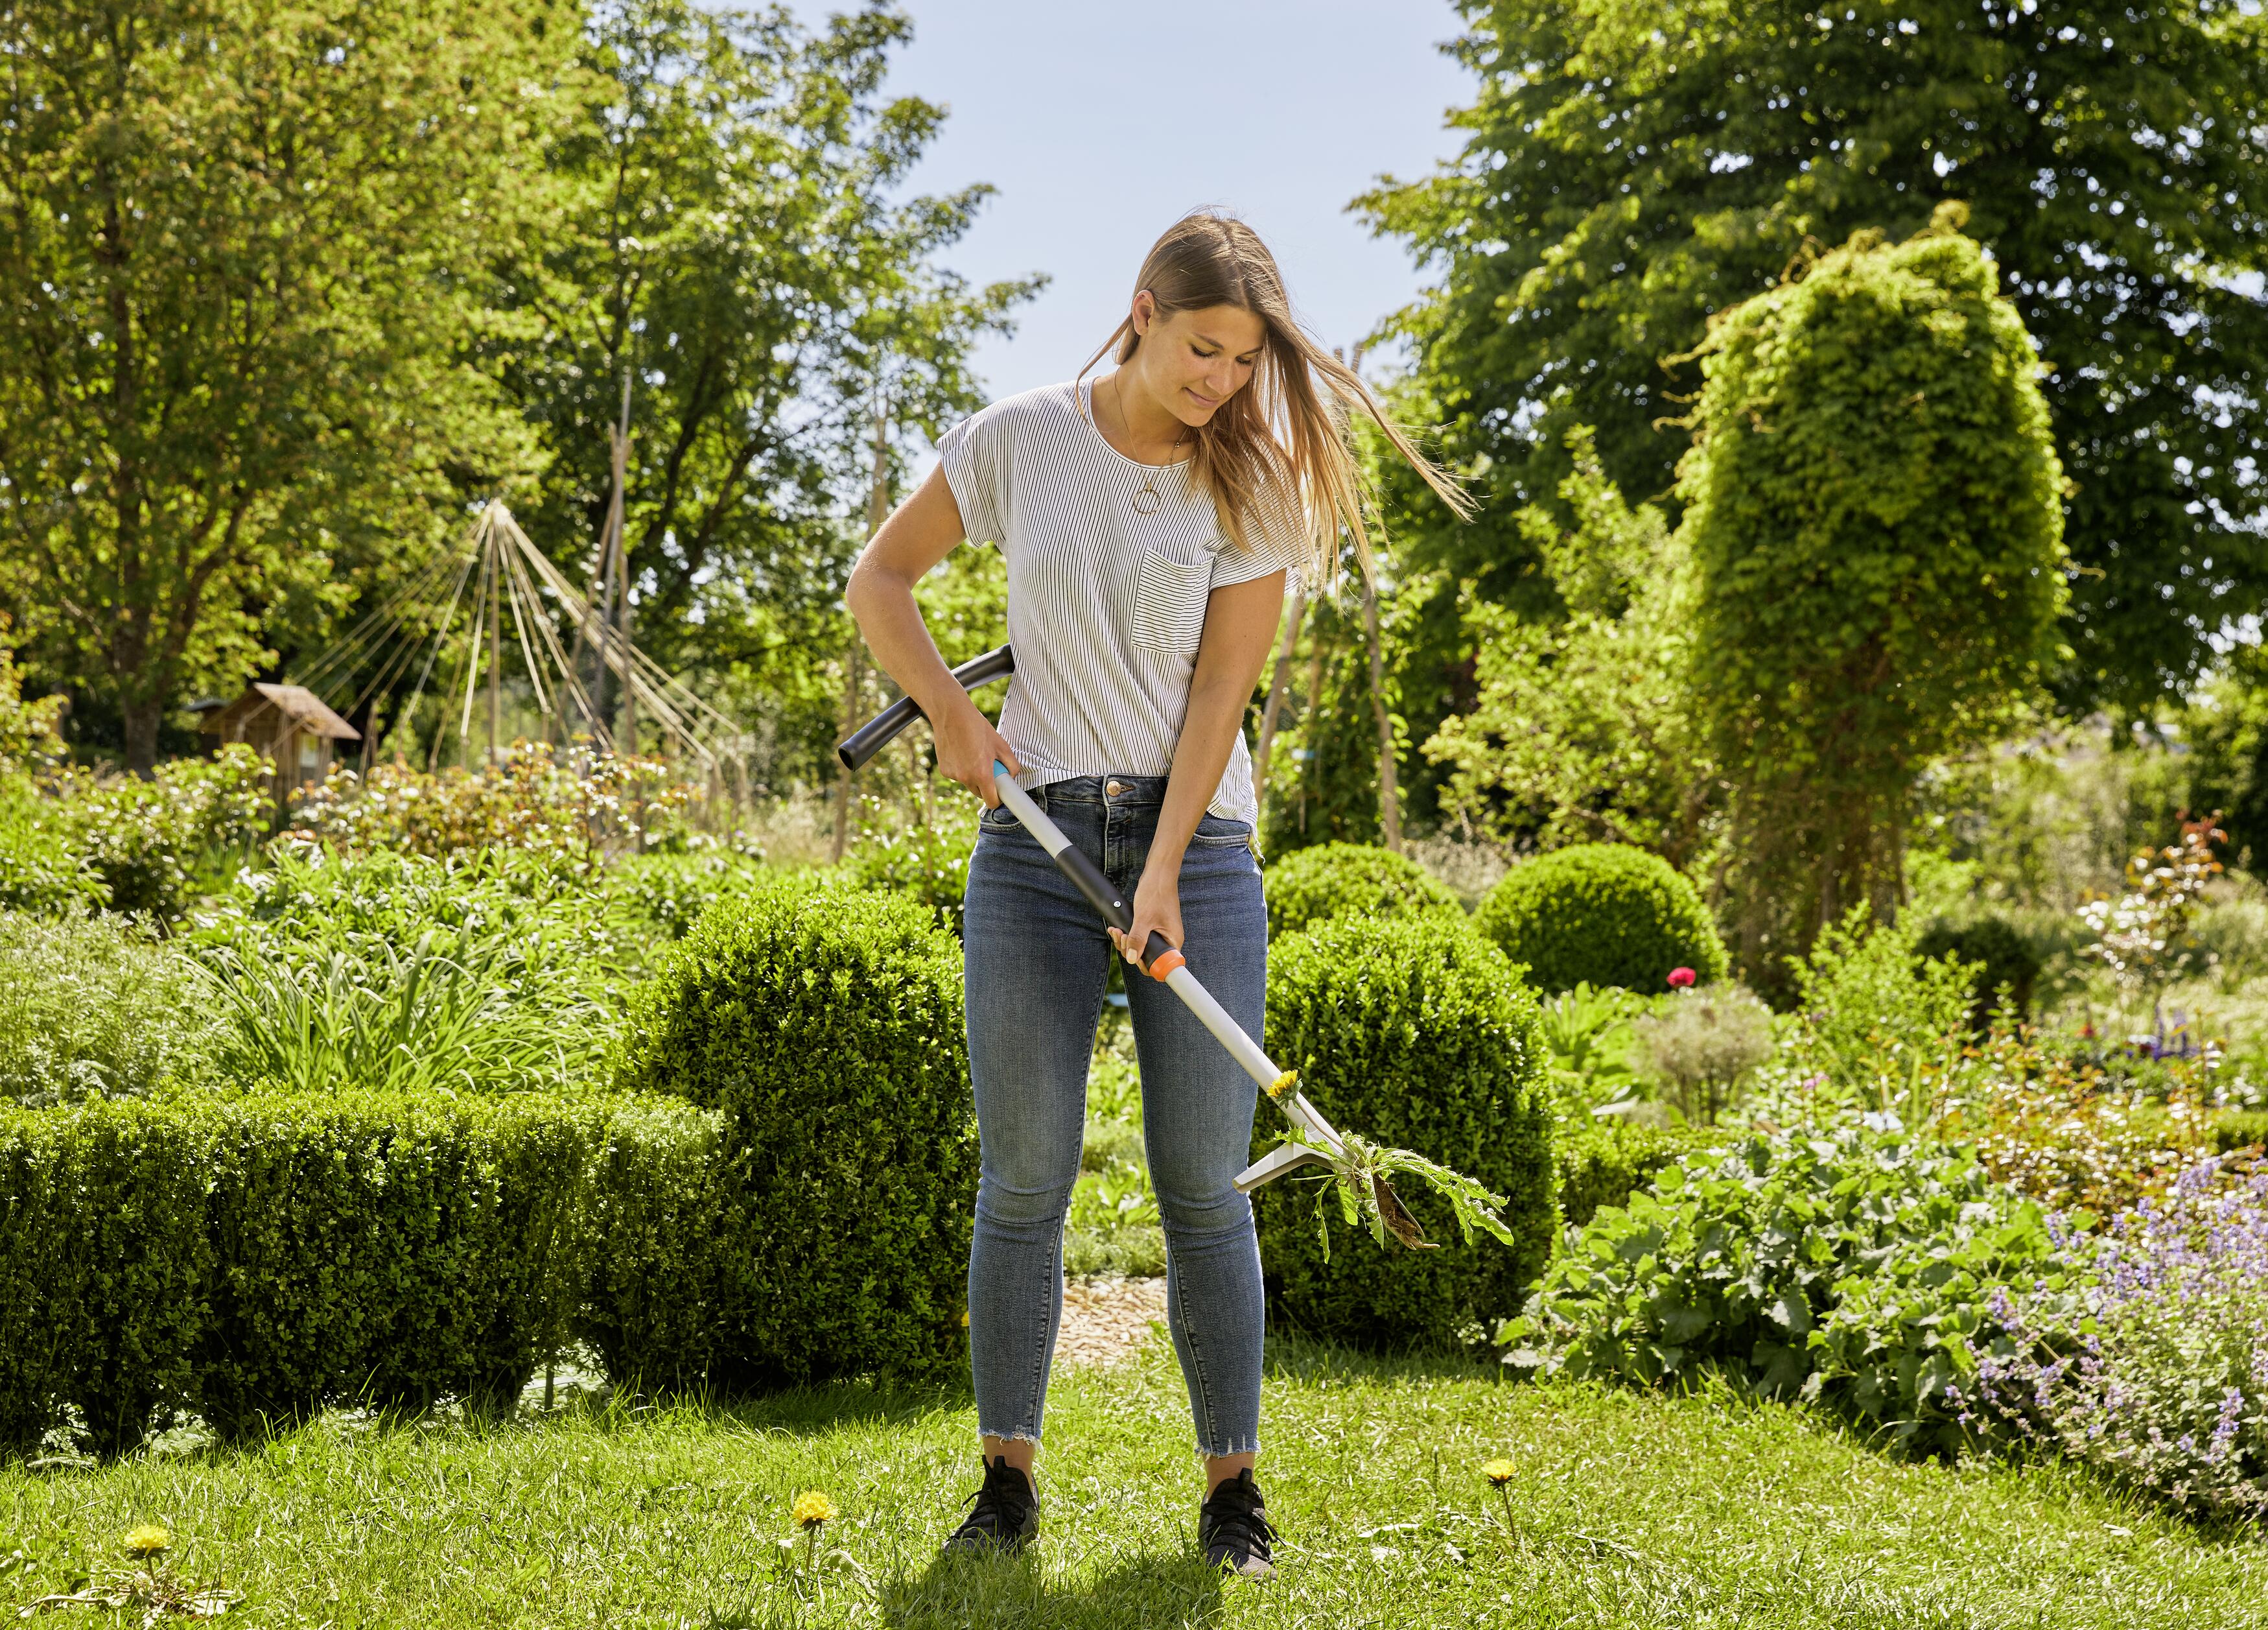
[503,0,1040,730]
[1364,0,2268,711]
[0,0,575,769]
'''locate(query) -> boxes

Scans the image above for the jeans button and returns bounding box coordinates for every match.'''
[1105,779,1125,797]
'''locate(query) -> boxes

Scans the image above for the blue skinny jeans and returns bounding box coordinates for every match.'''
[961,773,1267,1458]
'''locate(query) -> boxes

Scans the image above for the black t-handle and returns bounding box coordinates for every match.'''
[836,644,1014,772]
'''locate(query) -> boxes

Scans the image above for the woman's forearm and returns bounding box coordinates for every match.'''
[845,565,966,722]
[1156,572,1289,864]
[843,465,985,723]
[1154,675,1250,864]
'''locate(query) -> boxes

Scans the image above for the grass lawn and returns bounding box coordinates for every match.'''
[3,1332,2260,1629]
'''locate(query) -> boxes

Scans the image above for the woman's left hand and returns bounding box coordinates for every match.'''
[1113,861,1184,973]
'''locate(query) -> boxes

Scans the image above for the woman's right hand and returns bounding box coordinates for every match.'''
[933,696,1020,807]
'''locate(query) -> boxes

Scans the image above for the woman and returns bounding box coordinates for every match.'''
[845,211,1467,1577]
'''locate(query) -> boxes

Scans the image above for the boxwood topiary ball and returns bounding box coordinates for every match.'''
[1262,842,1466,939]
[1254,914,1556,1351]
[1475,844,1727,994]
[612,873,975,1391]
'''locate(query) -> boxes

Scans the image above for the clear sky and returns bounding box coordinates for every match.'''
[785,0,1478,420]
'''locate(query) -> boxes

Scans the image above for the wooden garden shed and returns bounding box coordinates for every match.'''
[199,683,361,814]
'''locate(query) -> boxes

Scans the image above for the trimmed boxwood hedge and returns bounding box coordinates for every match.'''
[1476,844,1727,995]
[0,1089,718,1455]
[1262,842,1465,938]
[1253,915,1556,1349]
[611,875,976,1389]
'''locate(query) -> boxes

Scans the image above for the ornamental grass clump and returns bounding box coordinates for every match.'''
[1973,1157,2268,1523]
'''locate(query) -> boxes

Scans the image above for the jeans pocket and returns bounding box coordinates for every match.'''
[1130,547,1212,656]
[1189,815,1254,849]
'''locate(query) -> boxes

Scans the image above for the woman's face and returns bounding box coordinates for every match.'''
[1130,298,1265,427]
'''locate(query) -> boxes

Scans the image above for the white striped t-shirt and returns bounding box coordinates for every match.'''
[938,379,1304,825]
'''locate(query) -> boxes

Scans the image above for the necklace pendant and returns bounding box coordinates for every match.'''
[1132,486,1162,515]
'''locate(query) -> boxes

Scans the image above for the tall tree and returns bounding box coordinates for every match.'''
[1364,0,2268,711]
[1679,218,2068,979]
[504,0,1038,770]
[0,0,572,769]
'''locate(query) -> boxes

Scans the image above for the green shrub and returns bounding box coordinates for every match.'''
[1536,982,1644,1112]
[1914,915,2042,1021]
[2211,1107,2268,1154]
[1475,844,1727,995]
[847,797,982,938]
[0,1089,717,1454]
[600,848,771,951]
[58,746,268,920]
[0,783,105,914]
[1505,1122,2071,1456]
[0,1098,215,1455]
[1552,1120,1711,1232]
[192,1091,613,1432]
[1261,842,1465,939]
[613,876,976,1388]
[576,1095,729,1393]
[1253,915,1556,1349]
[0,910,218,1105]
[1783,904,1977,1115]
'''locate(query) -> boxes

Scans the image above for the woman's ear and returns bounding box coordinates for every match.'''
[1130,289,1156,337]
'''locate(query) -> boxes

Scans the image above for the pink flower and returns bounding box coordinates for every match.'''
[1666,967,1697,989]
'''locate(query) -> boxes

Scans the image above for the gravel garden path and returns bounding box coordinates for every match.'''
[1056,1275,1167,1367]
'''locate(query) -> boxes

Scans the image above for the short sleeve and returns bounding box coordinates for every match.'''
[937,405,1008,550]
[1210,480,1307,597]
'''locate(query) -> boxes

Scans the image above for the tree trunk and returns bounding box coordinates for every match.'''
[1252,587,1307,833]
[1363,581,1401,853]
[121,698,163,777]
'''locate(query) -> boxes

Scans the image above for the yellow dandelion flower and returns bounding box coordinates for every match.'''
[791,1491,838,1530]
[1267,1069,1299,1102]
[1481,1458,1516,1487]
[122,1524,171,1557]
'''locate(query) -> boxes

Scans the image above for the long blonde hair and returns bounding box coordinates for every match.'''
[1077,211,1472,591]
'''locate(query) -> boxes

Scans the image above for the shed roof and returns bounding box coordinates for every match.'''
[203,683,361,742]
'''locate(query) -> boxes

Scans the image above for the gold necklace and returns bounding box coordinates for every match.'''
[1101,376,1186,515]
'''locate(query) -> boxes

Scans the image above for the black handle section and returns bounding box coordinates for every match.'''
[836,644,1014,772]
[1054,842,1132,932]
[1049,841,1175,973]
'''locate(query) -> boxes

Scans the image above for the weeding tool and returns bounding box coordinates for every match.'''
[833,642,1348,1198]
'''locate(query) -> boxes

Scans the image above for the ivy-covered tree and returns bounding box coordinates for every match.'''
[0,0,572,769]
[1364,0,2268,711]
[1679,217,2067,976]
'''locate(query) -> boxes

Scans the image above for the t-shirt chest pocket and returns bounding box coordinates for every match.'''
[1130,546,1213,656]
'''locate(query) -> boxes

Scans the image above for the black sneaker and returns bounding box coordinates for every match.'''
[1198,1468,1277,1577]
[943,1454,1039,1557]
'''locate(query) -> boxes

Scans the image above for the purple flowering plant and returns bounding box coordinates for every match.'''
[1972,1157,2268,1524]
